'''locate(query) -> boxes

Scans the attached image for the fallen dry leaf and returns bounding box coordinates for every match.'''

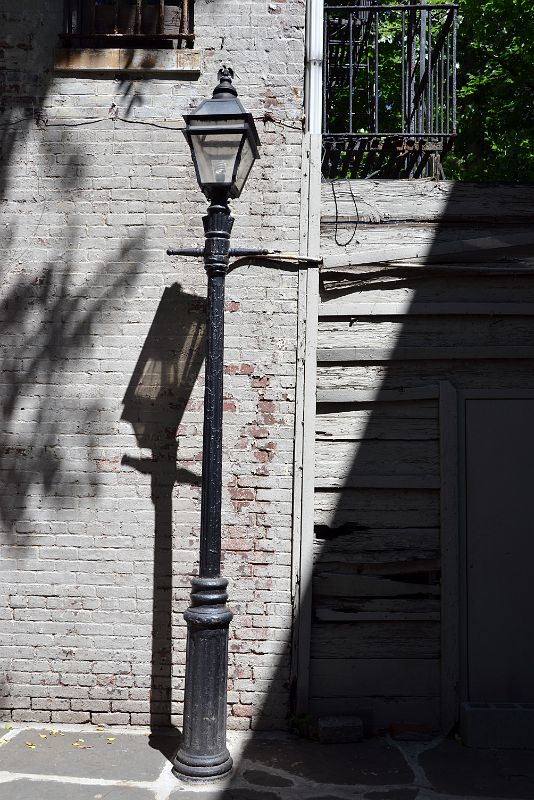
[25,742,36,749]
[96,726,106,731]
[106,737,115,744]
[0,738,8,744]
[38,734,47,739]
[3,724,12,731]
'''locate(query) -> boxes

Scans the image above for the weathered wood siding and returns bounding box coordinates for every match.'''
[311,179,534,733]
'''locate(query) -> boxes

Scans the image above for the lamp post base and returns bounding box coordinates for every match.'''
[171,753,233,782]
[172,577,233,781]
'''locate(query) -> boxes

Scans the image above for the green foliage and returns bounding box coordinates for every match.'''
[448,0,534,181]
[325,0,534,181]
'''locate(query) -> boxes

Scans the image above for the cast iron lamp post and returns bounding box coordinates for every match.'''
[168,67,261,781]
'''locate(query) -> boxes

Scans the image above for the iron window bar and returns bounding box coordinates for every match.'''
[323,0,457,179]
[62,0,194,48]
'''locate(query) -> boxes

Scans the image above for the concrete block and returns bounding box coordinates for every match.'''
[461,702,534,748]
[315,716,364,744]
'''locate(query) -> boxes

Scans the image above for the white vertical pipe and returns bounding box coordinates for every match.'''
[305,0,324,134]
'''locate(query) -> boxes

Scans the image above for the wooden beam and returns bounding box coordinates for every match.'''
[314,475,441,489]
[309,695,440,729]
[316,386,440,403]
[311,621,440,658]
[310,658,440,697]
[440,381,459,735]
[289,136,310,713]
[317,346,534,362]
[321,180,534,223]
[313,574,440,598]
[293,133,321,717]
[319,302,534,318]
[322,231,534,270]
[315,610,440,622]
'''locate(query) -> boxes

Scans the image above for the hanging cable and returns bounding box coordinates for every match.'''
[332,180,360,247]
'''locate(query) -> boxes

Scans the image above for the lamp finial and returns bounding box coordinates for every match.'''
[213,66,238,98]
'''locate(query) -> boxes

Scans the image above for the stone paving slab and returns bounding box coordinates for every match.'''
[0,728,168,781]
[1,779,154,800]
[420,739,534,799]
[1,725,533,800]
[241,736,413,786]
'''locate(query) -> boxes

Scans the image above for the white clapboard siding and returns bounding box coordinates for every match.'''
[318,345,534,362]
[314,489,440,529]
[318,316,534,347]
[319,301,534,317]
[310,621,440,659]
[310,659,440,697]
[317,362,534,394]
[312,527,440,563]
[308,696,440,731]
[316,404,438,440]
[309,180,534,732]
[312,597,441,614]
[320,276,534,304]
[321,180,534,223]
[321,231,534,269]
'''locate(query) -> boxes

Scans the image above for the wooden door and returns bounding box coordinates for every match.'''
[463,395,534,703]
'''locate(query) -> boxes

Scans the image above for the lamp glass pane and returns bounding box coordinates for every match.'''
[234,137,256,194]
[189,120,244,188]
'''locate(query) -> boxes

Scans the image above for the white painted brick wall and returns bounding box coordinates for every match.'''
[0,0,305,730]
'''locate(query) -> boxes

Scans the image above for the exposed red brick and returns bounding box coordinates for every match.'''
[253,441,276,462]
[223,538,252,551]
[229,488,255,501]
[232,704,253,717]
[249,425,268,439]
[235,666,252,679]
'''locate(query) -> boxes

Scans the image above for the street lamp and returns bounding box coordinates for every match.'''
[169,67,261,781]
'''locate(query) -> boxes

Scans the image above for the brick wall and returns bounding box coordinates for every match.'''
[0,1,305,729]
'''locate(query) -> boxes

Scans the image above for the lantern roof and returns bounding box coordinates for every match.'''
[183,68,261,151]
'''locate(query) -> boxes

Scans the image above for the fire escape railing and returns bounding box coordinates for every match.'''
[322,1,457,179]
[62,0,194,48]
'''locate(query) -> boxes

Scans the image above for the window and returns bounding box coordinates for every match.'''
[62,0,194,49]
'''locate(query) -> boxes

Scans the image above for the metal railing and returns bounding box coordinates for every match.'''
[322,1,457,178]
[62,0,194,48]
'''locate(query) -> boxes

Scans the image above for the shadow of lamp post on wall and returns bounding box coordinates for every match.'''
[167,67,265,780]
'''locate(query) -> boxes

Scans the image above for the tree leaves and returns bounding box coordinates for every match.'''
[448,0,534,180]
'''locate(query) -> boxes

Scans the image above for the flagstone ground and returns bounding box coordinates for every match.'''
[0,725,533,800]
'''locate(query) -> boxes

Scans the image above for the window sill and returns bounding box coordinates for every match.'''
[54,48,200,77]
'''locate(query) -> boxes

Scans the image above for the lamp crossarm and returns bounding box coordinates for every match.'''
[166,247,321,263]
[166,247,269,257]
